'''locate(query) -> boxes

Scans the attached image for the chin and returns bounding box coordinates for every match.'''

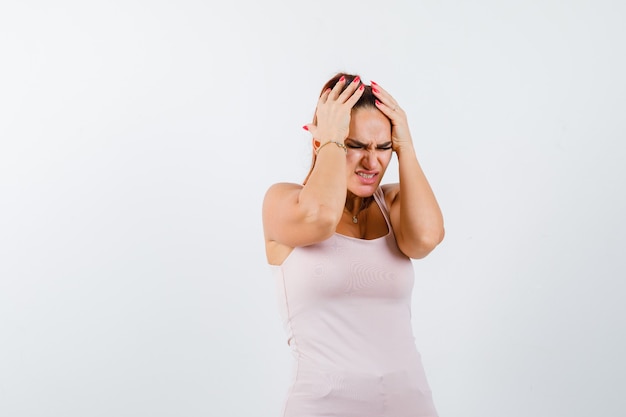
[349,184,379,198]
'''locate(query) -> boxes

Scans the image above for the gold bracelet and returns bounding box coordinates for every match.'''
[315,140,347,155]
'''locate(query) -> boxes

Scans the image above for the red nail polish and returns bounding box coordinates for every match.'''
[339,76,345,82]
[353,76,360,83]
[371,80,378,85]
[372,87,379,93]
[359,85,364,90]
[302,125,309,131]
[375,99,382,105]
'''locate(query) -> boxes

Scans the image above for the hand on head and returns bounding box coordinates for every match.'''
[303,75,364,150]
[302,74,413,154]
[370,81,413,152]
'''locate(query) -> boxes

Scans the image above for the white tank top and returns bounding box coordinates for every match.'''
[270,187,438,417]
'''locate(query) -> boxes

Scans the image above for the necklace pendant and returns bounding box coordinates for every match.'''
[352,215,358,224]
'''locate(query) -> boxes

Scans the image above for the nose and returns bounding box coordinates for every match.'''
[361,149,378,169]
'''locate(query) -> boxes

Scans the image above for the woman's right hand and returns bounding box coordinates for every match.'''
[303,76,365,145]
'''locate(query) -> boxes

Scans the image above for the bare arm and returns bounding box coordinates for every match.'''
[263,77,365,249]
[373,82,444,259]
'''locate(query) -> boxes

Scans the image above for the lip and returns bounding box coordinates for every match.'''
[355,170,378,185]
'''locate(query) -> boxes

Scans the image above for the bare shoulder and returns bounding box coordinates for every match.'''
[262,182,303,234]
[262,182,303,265]
[381,183,400,206]
[263,179,339,254]
[263,182,303,208]
[265,182,303,197]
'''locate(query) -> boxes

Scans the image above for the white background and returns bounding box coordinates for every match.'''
[1,1,625,416]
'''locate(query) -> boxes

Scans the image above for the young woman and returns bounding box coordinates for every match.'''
[263,73,444,417]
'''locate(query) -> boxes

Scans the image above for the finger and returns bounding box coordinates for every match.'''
[302,123,317,137]
[337,76,362,103]
[329,76,347,99]
[371,81,399,108]
[370,80,391,97]
[319,87,331,104]
[375,99,402,118]
[344,83,365,108]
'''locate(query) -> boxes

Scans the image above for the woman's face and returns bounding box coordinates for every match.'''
[344,107,393,197]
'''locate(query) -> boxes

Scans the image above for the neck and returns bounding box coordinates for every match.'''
[344,192,374,221]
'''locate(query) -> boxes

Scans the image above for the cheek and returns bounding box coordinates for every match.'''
[345,153,361,168]
[380,152,393,169]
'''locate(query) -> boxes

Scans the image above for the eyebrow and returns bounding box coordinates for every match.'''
[345,138,393,148]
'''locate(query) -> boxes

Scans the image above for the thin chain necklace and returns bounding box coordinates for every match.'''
[345,198,369,224]
[343,207,360,223]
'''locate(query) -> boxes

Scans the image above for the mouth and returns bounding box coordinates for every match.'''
[355,170,379,185]
[357,172,376,179]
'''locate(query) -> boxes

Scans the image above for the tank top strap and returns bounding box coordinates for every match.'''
[372,187,393,232]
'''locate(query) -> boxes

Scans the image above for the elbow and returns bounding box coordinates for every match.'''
[435,226,445,246]
[411,238,441,260]
[303,205,342,240]
[316,214,340,241]
[421,226,445,254]
[400,227,445,259]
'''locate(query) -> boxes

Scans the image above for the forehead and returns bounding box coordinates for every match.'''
[348,108,391,142]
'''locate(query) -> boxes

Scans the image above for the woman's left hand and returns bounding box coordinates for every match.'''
[371,81,414,153]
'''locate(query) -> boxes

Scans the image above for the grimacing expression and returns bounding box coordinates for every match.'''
[344,108,393,197]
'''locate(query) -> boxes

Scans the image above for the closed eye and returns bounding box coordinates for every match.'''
[345,139,393,150]
[346,143,365,149]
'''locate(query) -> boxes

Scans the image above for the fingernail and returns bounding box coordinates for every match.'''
[339,76,345,82]
[359,85,364,90]
[375,99,382,105]
[353,76,360,83]
[371,80,378,85]
[372,87,379,93]
[302,125,309,131]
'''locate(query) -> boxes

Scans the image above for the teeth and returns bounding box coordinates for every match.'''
[357,172,375,179]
